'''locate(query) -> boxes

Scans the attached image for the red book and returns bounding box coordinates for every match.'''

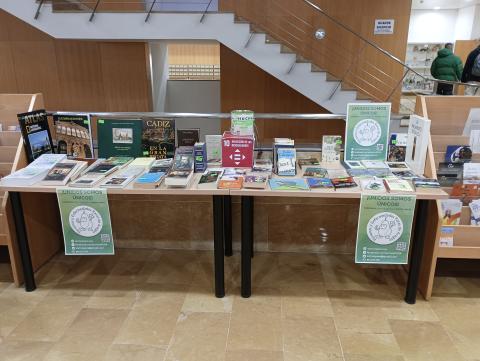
[221,132,254,168]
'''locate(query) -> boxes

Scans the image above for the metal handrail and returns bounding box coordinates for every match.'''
[301,0,480,90]
[48,111,407,120]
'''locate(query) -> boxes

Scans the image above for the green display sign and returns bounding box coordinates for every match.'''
[355,194,416,264]
[231,110,255,136]
[345,103,391,161]
[57,188,114,255]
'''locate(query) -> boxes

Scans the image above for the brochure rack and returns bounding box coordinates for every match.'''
[0,93,62,286]
[417,95,480,299]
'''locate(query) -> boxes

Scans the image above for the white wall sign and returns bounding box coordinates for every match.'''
[374,19,395,35]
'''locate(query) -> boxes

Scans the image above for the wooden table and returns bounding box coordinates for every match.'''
[0,174,232,298]
[230,185,449,304]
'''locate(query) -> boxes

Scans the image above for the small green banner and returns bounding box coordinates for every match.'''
[231,110,255,136]
[355,194,416,264]
[57,188,114,255]
[345,103,391,161]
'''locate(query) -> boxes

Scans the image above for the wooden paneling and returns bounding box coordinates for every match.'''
[169,42,220,65]
[0,10,152,112]
[220,45,345,141]
[220,0,411,108]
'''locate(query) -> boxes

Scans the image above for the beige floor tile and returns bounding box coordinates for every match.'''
[320,255,373,291]
[333,305,392,333]
[42,339,111,361]
[115,284,187,346]
[390,320,466,361]
[0,292,44,339]
[226,350,284,361]
[227,290,283,352]
[344,354,405,361]
[381,301,439,322]
[7,296,88,342]
[430,298,480,360]
[147,252,200,285]
[338,330,402,356]
[182,286,234,313]
[165,312,230,361]
[281,283,334,319]
[104,344,166,361]
[283,316,343,361]
[60,308,129,343]
[0,340,54,361]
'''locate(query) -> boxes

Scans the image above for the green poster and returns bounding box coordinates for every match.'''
[344,103,391,161]
[355,194,416,264]
[57,188,114,255]
[231,110,255,136]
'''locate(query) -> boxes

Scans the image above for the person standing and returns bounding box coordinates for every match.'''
[430,43,463,95]
[461,44,480,96]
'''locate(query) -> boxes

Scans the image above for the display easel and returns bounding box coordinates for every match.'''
[417,95,480,299]
[0,93,62,286]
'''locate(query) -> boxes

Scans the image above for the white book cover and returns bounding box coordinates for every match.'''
[322,135,342,163]
[405,115,431,176]
[205,135,222,164]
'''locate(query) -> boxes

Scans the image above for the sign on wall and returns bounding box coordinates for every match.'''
[374,19,395,35]
[57,188,114,255]
[355,194,416,264]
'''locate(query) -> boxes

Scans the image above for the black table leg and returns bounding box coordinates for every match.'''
[241,196,254,298]
[223,195,233,257]
[405,199,428,304]
[213,195,225,298]
[10,192,36,292]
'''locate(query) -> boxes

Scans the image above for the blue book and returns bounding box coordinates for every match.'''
[445,145,472,163]
[277,148,296,176]
[194,142,207,173]
[134,172,165,188]
[269,178,308,191]
[306,177,333,189]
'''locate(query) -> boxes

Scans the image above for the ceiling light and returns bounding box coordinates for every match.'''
[434,6,441,9]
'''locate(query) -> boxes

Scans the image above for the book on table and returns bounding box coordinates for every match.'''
[165,147,194,188]
[133,171,166,189]
[269,178,309,191]
[40,160,88,186]
[18,110,55,163]
[97,118,143,158]
[142,118,175,159]
[197,168,224,189]
[244,174,269,189]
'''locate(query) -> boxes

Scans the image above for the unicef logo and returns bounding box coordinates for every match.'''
[366,212,403,245]
[69,206,103,237]
[353,119,382,146]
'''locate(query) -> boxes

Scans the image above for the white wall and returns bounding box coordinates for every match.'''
[149,42,169,112]
[408,9,458,43]
[164,81,221,141]
[409,7,480,43]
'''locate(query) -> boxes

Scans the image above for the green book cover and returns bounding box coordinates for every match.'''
[97,118,143,158]
[57,188,114,255]
[142,118,175,159]
[344,103,391,162]
[355,194,416,264]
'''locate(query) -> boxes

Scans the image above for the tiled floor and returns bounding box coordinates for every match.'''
[1,249,480,361]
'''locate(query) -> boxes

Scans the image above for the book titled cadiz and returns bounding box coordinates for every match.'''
[18,109,55,163]
[269,178,309,191]
[142,118,175,159]
[97,118,143,158]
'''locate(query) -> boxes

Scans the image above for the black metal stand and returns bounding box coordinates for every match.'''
[405,199,428,304]
[241,196,254,298]
[10,192,36,292]
[223,195,233,257]
[213,195,225,298]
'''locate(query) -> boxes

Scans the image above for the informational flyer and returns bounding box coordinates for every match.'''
[344,103,391,162]
[231,110,255,136]
[57,188,114,255]
[355,194,416,264]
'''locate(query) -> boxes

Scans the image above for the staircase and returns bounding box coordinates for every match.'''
[0,0,379,114]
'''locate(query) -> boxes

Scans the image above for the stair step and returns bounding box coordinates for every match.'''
[0,146,17,163]
[356,92,373,100]
[326,73,341,82]
[0,162,13,178]
[234,15,250,24]
[296,55,310,63]
[265,34,281,45]
[280,45,295,54]
[311,64,325,73]
[0,132,21,146]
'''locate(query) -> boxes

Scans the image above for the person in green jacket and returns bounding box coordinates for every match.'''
[430,43,463,95]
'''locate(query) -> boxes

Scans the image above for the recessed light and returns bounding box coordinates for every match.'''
[434,6,441,9]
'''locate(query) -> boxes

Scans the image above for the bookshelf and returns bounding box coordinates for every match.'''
[416,95,480,299]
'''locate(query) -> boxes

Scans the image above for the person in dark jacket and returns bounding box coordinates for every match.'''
[461,44,480,96]
[430,44,463,95]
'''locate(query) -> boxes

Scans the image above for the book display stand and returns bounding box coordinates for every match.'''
[416,96,480,299]
[0,104,448,303]
[0,94,60,286]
